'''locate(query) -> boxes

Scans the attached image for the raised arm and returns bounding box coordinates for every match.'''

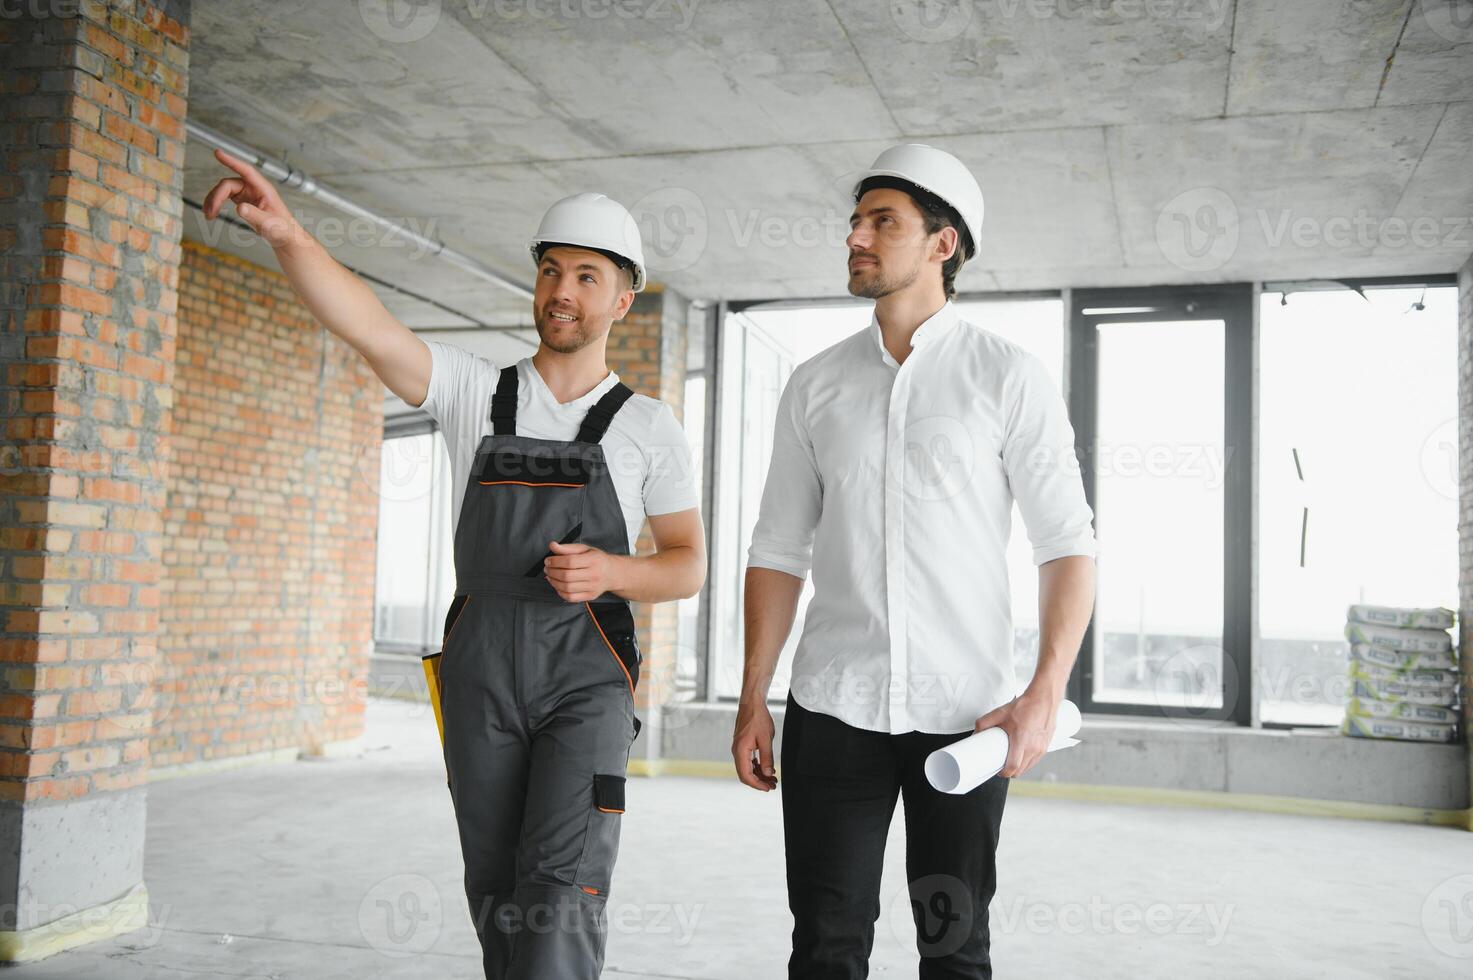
[201,148,431,407]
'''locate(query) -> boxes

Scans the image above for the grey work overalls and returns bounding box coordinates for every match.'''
[437,363,643,979]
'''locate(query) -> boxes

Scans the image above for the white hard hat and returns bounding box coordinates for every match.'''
[843,143,984,259]
[528,192,647,292]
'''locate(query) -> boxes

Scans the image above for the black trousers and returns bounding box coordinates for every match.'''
[781,693,1010,979]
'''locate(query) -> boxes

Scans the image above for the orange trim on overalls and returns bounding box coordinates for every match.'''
[477,479,585,487]
[584,602,636,697]
[444,595,472,644]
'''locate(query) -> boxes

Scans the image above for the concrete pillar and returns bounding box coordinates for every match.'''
[0,0,189,959]
[606,285,693,773]
[1459,250,1473,830]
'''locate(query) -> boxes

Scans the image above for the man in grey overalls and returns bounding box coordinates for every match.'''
[439,369,638,977]
[429,194,706,978]
[199,153,702,979]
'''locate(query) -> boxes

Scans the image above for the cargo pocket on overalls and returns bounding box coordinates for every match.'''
[585,601,641,695]
[574,773,626,897]
[585,600,644,742]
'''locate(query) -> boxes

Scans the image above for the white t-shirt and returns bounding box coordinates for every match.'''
[418,341,699,553]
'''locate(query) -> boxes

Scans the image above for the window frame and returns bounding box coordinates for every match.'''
[372,413,454,657]
[1067,283,1255,725]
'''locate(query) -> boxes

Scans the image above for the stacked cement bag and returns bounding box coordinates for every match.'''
[1340,605,1459,743]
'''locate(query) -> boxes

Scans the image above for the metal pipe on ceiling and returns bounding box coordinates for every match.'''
[185,119,534,301]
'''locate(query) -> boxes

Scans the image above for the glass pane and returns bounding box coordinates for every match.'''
[1094,319,1225,711]
[674,374,706,697]
[712,304,863,700]
[1257,286,1458,726]
[733,316,800,700]
[430,430,456,646]
[373,432,436,646]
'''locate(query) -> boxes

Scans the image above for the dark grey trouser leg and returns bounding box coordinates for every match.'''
[506,681,635,980]
[441,596,530,979]
[899,732,1010,979]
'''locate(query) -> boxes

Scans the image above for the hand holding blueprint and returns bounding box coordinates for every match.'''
[924,699,1083,794]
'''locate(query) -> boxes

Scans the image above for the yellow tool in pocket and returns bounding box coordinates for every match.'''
[421,650,446,745]
[423,595,468,753]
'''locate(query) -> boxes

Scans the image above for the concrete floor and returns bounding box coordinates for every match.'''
[8,697,1469,979]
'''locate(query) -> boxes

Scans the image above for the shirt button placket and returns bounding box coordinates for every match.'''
[885,357,911,734]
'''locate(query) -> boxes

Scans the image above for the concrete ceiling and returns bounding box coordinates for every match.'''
[180,0,1473,343]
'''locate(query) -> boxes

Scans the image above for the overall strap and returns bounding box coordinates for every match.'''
[490,364,518,435]
[576,382,635,444]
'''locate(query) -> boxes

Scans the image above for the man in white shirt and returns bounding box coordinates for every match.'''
[204,155,705,979]
[732,144,1097,978]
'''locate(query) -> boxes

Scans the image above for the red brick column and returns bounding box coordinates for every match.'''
[0,0,188,958]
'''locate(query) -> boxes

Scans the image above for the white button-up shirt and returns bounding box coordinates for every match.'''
[746,301,1097,734]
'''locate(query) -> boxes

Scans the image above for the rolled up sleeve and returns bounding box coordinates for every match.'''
[746,373,822,580]
[1001,352,1097,566]
[419,340,485,452]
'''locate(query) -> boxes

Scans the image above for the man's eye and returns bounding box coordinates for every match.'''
[581,274,595,283]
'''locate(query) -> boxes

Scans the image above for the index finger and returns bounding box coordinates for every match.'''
[212,147,275,200]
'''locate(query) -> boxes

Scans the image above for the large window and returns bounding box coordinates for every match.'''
[372,426,455,651]
[708,296,1066,702]
[371,280,1461,733]
[1256,284,1459,726]
[1069,286,1253,724]
[1092,318,1226,710]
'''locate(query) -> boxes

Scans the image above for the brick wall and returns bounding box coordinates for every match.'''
[0,0,187,807]
[152,242,382,769]
[606,286,691,715]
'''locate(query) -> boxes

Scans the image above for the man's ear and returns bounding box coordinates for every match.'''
[932,225,959,263]
[611,288,636,321]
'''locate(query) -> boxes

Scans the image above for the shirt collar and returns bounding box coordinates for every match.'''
[522,356,620,408]
[869,301,962,366]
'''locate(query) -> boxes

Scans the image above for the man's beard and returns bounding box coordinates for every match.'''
[536,312,601,353]
[847,260,919,299]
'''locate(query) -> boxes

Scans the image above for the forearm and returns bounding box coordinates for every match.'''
[609,545,704,604]
[740,567,802,703]
[272,234,404,361]
[1027,554,1096,699]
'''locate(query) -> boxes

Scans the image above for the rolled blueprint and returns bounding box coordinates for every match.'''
[925,699,1083,794]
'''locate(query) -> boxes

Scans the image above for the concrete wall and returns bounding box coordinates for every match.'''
[663,702,1469,815]
[151,242,382,771]
[1460,249,1472,810]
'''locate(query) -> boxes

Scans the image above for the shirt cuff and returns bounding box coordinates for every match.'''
[746,553,811,580]
[645,496,700,518]
[1032,537,1097,566]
